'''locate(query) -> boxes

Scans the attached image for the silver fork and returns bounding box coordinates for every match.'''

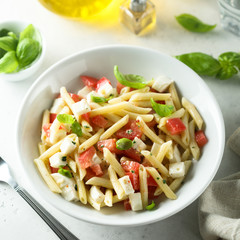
[0,156,79,240]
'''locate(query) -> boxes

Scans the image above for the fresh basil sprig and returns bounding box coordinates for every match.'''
[58,166,72,178]
[151,98,174,117]
[176,14,216,33]
[114,65,150,89]
[175,51,240,80]
[116,138,133,150]
[90,94,107,103]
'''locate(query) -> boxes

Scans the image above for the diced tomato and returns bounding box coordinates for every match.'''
[50,166,59,173]
[81,112,90,123]
[122,148,142,162]
[78,146,96,169]
[146,119,157,128]
[42,123,51,138]
[115,119,142,140]
[69,93,80,102]
[97,139,120,154]
[116,82,125,94]
[123,199,132,211]
[90,164,103,176]
[91,115,108,128]
[96,77,111,91]
[126,171,139,191]
[147,174,158,187]
[80,75,99,88]
[166,118,186,135]
[156,100,165,104]
[120,160,140,174]
[84,168,96,181]
[50,113,57,123]
[150,88,158,93]
[195,130,208,147]
[148,186,158,200]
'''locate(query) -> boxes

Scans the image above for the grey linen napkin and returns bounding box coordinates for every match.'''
[198,127,240,240]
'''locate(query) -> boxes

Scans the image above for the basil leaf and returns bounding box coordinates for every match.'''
[114,65,148,89]
[91,94,107,103]
[57,114,75,124]
[176,14,216,32]
[71,121,83,137]
[19,24,41,43]
[58,167,72,178]
[0,29,10,58]
[218,52,240,70]
[0,51,19,73]
[175,52,221,76]
[146,200,155,210]
[216,65,238,80]
[151,98,174,117]
[0,36,18,52]
[8,32,18,40]
[116,138,133,150]
[16,38,40,69]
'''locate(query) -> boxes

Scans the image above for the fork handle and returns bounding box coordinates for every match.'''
[14,185,79,240]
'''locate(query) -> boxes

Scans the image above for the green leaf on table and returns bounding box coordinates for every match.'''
[216,65,238,80]
[175,52,221,76]
[151,98,174,117]
[175,14,217,33]
[218,52,240,70]
[114,65,149,89]
[0,51,19,73]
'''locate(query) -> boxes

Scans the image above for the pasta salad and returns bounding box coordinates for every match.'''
[35,65,208,211]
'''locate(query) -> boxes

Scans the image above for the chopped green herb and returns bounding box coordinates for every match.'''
[156,177,160,180]
[126,129,133,134]
[130,170,135,173]
[100,144,104,148]
[133,140,136,144]
[151,98,174,117]
[163,179,167,184]
[72,141,76,145]
[150,152,153,156]
[75,184,78,191]
[84,125,90,128]
[62,156,67,161]
[146,201,155,210]
[116,138,133,150]
[58,167,72,178]
[57,114,75,124]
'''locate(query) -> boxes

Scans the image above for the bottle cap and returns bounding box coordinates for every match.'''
[130,0,147,12]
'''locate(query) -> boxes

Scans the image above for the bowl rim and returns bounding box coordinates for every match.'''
[0,19,46,81]
[15,44,225,226]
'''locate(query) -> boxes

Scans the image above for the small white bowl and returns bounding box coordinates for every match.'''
[0,20,45,82]
[16,45,225,226]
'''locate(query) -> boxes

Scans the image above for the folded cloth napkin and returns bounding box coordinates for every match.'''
[198,127,240,240]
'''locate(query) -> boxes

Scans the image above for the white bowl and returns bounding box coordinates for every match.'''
[0,20,45,82]
[16,45,225,226]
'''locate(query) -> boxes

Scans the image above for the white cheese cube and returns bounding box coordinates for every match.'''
[129,192,143,211]
[152,76,173,93]
[71,99,91,121]
[49,152,67,168]
[132,137,147,152]
[89,186,105,204]
[51,173,74,188]
[169,162,185,178]
[77,86,92,99]
[50,98,66,114]
[60,138,77,155]
[119,176,134,195]
[169,145,181,163]
[61,184,79,202]
[97,82,116,98]
[91,153,102,165]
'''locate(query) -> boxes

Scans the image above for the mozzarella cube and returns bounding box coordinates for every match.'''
[169,145,181,163]
[61,185,79,202]
[132,137,147,152]
[152,76,173,93]
[60,138,77,155]
[71,99,91,120]
[169,162,185,178]
[89,186,105,204]
[51,173,74,188]
[49,152,67,168]
[91,153,102,165]
[97,82,116,98]
[50,98,66,114]
[77,86,92,99]
[119,176,134,195]
[129,192,143,211]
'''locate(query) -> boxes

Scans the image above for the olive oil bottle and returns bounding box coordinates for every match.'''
[39,0,113,20]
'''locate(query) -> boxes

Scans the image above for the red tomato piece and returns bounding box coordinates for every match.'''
[81,112,90,123]
[146,119,157,128]
[50,113,57,123]
[69,93,81,102]
[166,118,186,135]
[96,77,111,91]
[195,130,208,147]
[147,174,158,187]
[97,139,119,153]
[148,186,158,200]
[78,146,96,169]
[80,75,99,88]
[84,168,96,181]
[90,164,103,176]
[91,115,108,128]
[122,148,142,162]
[123,199,132,211]
[120,160,140,174]
[42,123,51,138]
[126,172,139,191]
[116,82,125,94]
[50,166,59,173]
[115,119,142,140]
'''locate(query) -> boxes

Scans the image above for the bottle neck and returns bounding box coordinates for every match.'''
[130,0,147,12]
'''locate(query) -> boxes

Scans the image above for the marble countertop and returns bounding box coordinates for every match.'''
[1,0,240,239]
